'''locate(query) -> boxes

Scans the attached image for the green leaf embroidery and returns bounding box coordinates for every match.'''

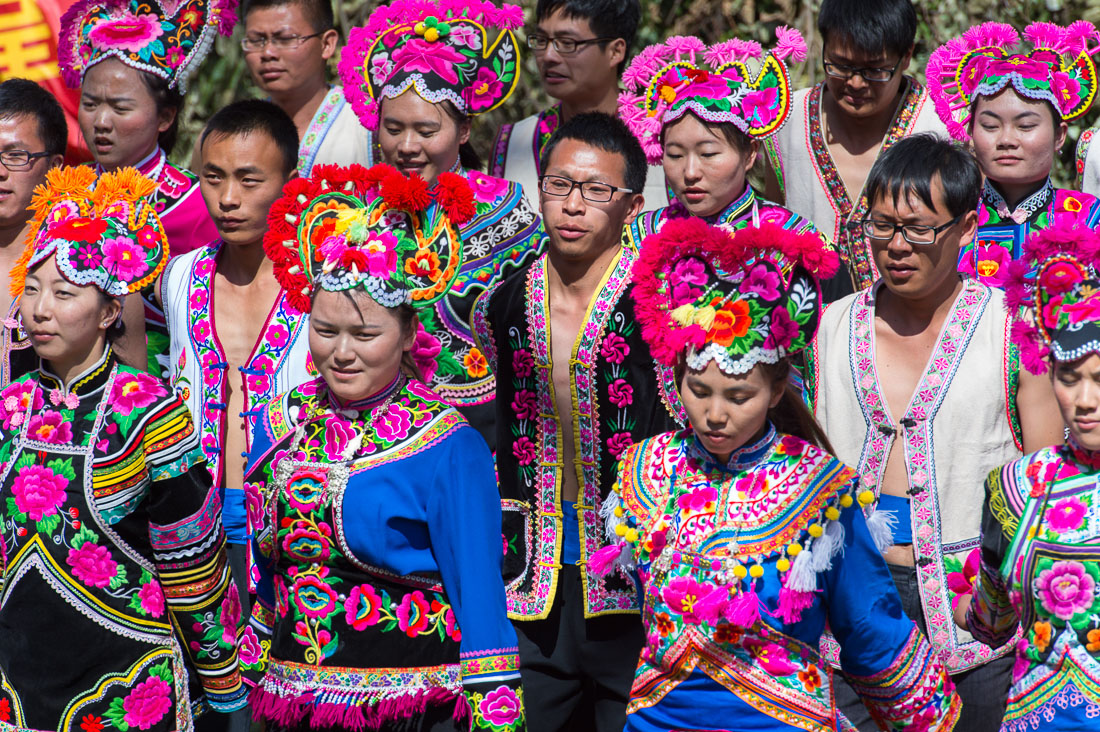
[5,497,26,523]
[46,458,76,482]
[105,696,130,730]
[35,514,60,535]
[71,525,100,549]
[12,453,35,473]
[129,591,148,615]
[109,563,127,590]
[151,659,173,682]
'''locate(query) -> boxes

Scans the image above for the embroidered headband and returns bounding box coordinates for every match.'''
[619,31,806,165]
[59,0,237,94]
[1005,219,1100,374]
[264,163,476,314]
[10,166,169,298]
[338,0,522,131]
[632,218,838,376]
[926,21,1100,141]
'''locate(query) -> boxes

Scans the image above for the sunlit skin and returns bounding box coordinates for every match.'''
[200,131,291,248]
[680,361,784,463]
[970,88,1067,209]
[309,289,415,405]
[379,92,470,187]
[20,255,121,385]
[243,3,337,100]
[532,8,624,117]
[78,58,174,170]
[0,115,62,235]
[663,114,759,219]
[1053,353,1100,452]
[821,38,911,120]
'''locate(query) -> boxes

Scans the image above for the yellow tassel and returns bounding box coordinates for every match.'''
[692,305,717,332]
[669,304,694,327]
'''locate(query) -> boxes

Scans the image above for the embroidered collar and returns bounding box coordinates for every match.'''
[38,345,115,398]
[1060,437,1100,474]
[688,422,778,473]
[982,178,1054,225]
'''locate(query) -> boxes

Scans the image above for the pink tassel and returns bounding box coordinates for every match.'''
[727,587,761,627]
[590,542,627,576]
[776,587,816,624]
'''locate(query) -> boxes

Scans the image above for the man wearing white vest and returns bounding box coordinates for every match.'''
[804,134,1065,732]
[489,0,667,212]
[764,0,946,302]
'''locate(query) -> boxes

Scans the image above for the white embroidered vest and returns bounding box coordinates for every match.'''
[809,280,1021,673]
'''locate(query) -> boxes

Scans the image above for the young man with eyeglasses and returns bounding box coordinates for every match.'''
[473,113,683,732]
[490,0,667,211]
[0,79,66,389]
[764,0,946,302]
[804,134,1065,732]
[240,0,372,174]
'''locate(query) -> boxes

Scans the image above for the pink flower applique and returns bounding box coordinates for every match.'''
[512,348,534,378]
[676,483,718,513]
[369,52,394,85]
[238,626,263,665]
[1047,497,1088,534]
[27,410,73,444]
[67,542,119,588]
[511,389,538,421]
[375,404,412,442]
[110,372,167,416]
[600,332,630,364]
[607,432,634,460]
[740,87,780,127]
[391,39,464,85]
[0,381,42,429]
[467,171,509,202]
[121,675,171,729]
[764,308,800,351]
[266,322,289,349]
[396,590,431,637]
[12,463,67,521]
[946,549,980,610]
[101,236,150,284]
[345,584,384,630]
[742,263,781,300]
[1037,560,1096,621]
[87,11,164,54]
[607,378,634,408]
[662,575,727,625]
[512,436,536,466]
[138,581,165,618]
[465,67,504,112]
[478,685,522,727]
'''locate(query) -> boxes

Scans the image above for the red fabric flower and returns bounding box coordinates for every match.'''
[47,217,107,243]
[381,171,431,211]
[435,172,477,224]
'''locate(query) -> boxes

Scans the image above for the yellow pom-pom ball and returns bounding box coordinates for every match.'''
[424,27,440,42]
[414,21,427,34]
[625,528,639,543]
[749,564,764,578]
[858,490,875,506]
[825,506,840,521]
[777,558,791,572]
[787,543,801,556]
[615,524,627,537]
[808,523,824,538]
[733,564,748,579]
[840,494,854,508]
[614,506,624,517]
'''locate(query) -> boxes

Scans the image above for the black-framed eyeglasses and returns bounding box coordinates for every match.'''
[527,34,615,55]
[822,57,903,83]
[855,213,964,246]
[539,175,636,203]
[241,31,327,52]
[0,150,50,171]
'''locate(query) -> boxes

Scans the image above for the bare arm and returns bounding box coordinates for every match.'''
[112,294,149,372]
[1018,366,1065,453]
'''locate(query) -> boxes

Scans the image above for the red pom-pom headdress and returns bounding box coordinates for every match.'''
[263,163,474,314]
[632,219,838,375]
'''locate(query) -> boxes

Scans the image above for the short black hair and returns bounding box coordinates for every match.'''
[865,133,981,219]
[0,79,67,157]
[535,0,641,53]
[818,0,917,59]
[200,100,299,175]
[540,112,647,194]
[243,0,333,32]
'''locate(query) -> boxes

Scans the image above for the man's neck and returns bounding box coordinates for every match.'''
[545,240,621,304]
[990,177,1049,212]
[559,85,620,123]
[271,81,329,139]
[216,238,274,287]
[822,85,904,149]
[0,220,29,255]
[876,276,965,335]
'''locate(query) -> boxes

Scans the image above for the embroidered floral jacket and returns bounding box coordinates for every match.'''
[961,179,1100,288]
[240,377,524,731]
[417,169,543,449]
[471,247,684,620]
[969,442,1100,731]
[604,426,961,732]
[0,298,35,390]
[297,85,374,176]
[0,348,245,729]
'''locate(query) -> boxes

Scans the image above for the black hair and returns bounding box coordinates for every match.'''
[243,0,334,32]
[0,79,67,157]
[818,0,917,59]
[136,71,183,156]
[200,99,300,176]
[540,112,647,193]
[535,0,640,51]
[864,133,981,219]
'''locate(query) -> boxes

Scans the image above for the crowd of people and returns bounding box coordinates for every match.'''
[2,0,1100,730]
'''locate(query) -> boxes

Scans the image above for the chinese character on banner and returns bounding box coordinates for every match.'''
[0,0,90,163]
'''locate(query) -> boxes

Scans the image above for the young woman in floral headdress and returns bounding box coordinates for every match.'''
[239,163,524,731]
[338,0,543,449]
[593,218,961,731]
[59,0,236,378]
[927,21,1100,288]
[958,221,1100,730]
[0,165,246,728]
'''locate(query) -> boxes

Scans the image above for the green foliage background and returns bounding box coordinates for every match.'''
[175,0,1100,188]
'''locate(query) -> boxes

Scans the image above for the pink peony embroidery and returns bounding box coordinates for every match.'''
[239,626,263,665]
[1047,497,1088,534]
[375,404,412,442]
[323,417,357,461]
[292,574,338,619]
[396,591,431,637]
[391,39,465,85]
[676,483,718,513]
[1037,560,1096,621]
[740,87,780,127]
[607,378,634,408]
[12,464,67,521]
[27,410,73,444]
[742,263,781,300]
[764,308,800,351]
[138,581,165,618]
[87,11,163,54]
[0,381,42,429]
[946,549,980,610]
[600,332,630,364]
[479,685,522,727]
[220,585,242,644]
[68,543,119,588]
[101,236,150,284]
[448,24,482,50]
[662,575,728,625]
[467,171,509,202]
[411,325,442,382]
[465,68,504,112]
[345,584,384,630]
[369,52,394,85]
[110,372,167,416]
[121,675,171,729]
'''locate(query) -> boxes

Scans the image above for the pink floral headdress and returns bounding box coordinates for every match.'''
[1004,218,1100,374]
[926,21,1100,141]
[59,0,237,93]
[631,218,838,375]
[619,30,806,165]
[11,166,168,299]
[338,0,522,131]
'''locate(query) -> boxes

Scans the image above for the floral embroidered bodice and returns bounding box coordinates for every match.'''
[0,348,244,729]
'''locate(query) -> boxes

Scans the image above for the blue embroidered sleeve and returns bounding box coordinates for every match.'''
[427,426,525,732]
